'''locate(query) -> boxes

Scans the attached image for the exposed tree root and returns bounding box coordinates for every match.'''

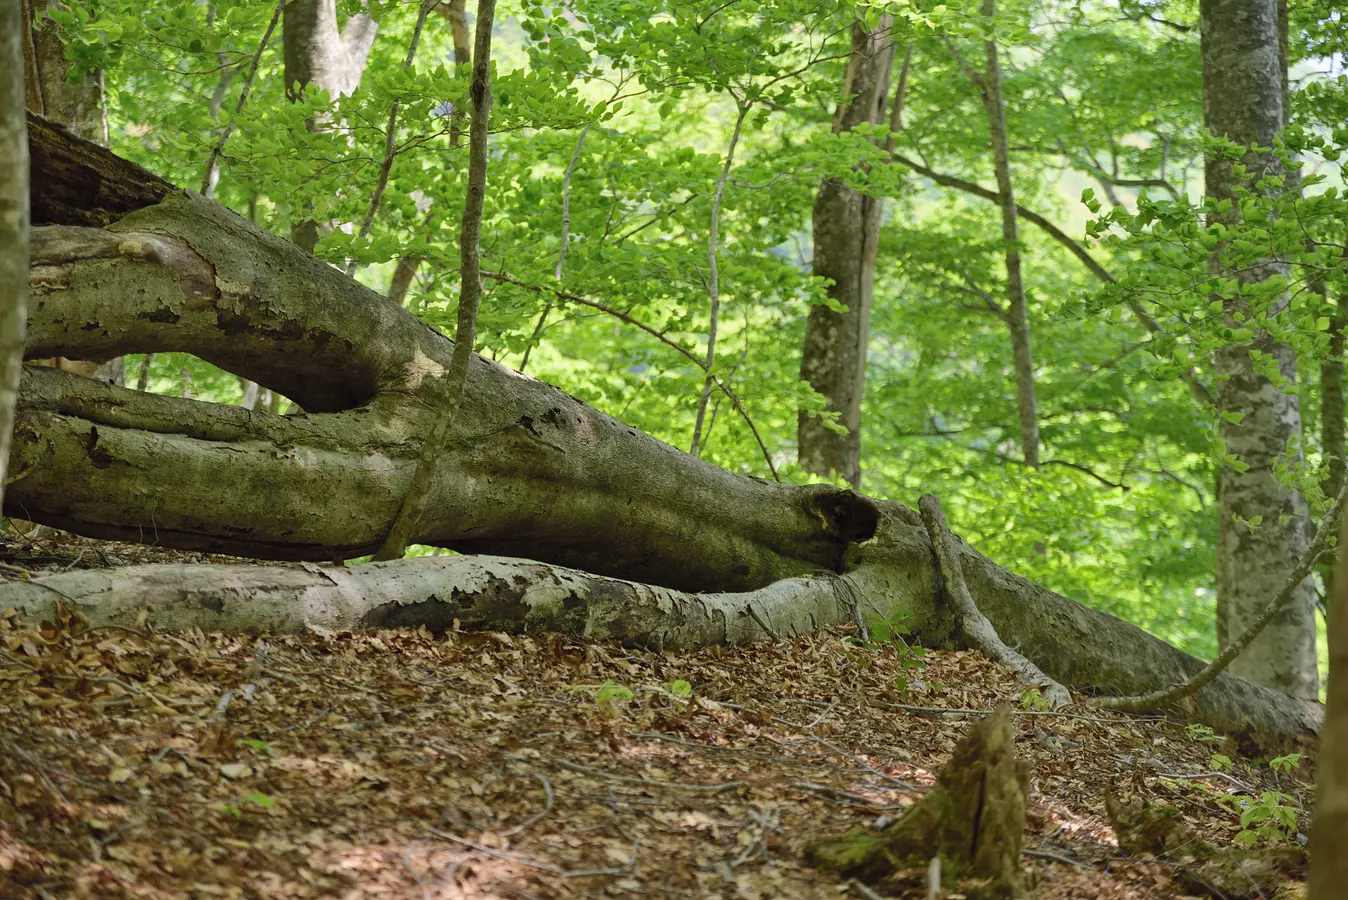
[920,494,1070,708]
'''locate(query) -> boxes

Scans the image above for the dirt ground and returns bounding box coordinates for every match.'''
[0,530,1313,898]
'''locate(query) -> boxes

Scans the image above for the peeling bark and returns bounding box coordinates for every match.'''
[798,18,896,489]
[1202,0,1317,698]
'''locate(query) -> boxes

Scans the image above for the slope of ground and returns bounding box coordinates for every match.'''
[0,531,1312,899]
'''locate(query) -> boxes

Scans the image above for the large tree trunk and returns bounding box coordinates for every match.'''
[1,0,29,510]
[1202,0,1318,698]
[1311,533,1348,895]
[7,114,1324,749]
[798,18,895,489]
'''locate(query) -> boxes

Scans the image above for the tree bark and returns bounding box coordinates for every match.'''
[1311,533,1348,895]
[9,115,1325,749]
[283,0,377,253]
[283,0,377,101]
[798,18,896,489]
[1202,0,1317,698]
[1,0,30,512]
[375,0,494,560]
[975,0,1039,468]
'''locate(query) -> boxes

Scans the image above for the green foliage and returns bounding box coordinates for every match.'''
[1186,723,1224,744]
[1017,688,1049,711]
[219,792,276,818]
[1234,791,1300,847]
[663,679,694,698]
[237,738,277,757]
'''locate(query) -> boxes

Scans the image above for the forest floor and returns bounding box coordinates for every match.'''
[0,530,1313,899]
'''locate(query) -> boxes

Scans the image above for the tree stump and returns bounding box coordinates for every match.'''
[806,707,1028,898]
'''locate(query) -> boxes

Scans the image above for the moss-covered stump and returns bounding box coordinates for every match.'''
[806,707,1029,897]
[1105,793,1306,899]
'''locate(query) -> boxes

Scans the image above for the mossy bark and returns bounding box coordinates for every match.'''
[807,708,1027,897]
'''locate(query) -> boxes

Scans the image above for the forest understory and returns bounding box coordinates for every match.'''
[0,531,1312,900]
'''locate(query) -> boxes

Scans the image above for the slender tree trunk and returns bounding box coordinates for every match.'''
[1202,0,1317,698]
[976,0,1039,468]
[1312,538,1348,895]
[389,0,474,307]
[1324,303,1345,504]
[375,0,496,560]
[798,17,896,489]
[1,0,29,512]
[283,0,377,253]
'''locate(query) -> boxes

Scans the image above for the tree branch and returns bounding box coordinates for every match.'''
[199,1,282,196]
[345,0,434,277]
[375,0,496,560]
[1096,480,1348,712]
[481,270,780,481]
[887,151,1216,407]
[691,101,749,458]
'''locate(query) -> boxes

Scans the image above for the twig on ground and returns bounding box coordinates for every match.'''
[1023,848,1093,870]
[553,758,745,794]
[920,494,1071,708]
[501,772,554,836]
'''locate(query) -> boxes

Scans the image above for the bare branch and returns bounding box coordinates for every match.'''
[375,0,496,560]
[1096,480,1348,712]
[199,1,282,196]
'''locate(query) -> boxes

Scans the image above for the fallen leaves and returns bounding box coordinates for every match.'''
[0,535,1314,899]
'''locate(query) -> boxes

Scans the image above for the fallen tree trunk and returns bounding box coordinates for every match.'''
[5,114,1322,749]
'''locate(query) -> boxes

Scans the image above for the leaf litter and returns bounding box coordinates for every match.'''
[0,533,1313,899]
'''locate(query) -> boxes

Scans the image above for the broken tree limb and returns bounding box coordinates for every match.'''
[0,554,877,649]
[1096,479,1348,713]
[920,494,1070,708]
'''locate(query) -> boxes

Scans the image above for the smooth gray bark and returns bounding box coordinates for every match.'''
[1,0,29,511]
[282,0,376,100]
[1201,0,1317,698]
[283,0,377,253]
[798,17,896,489]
